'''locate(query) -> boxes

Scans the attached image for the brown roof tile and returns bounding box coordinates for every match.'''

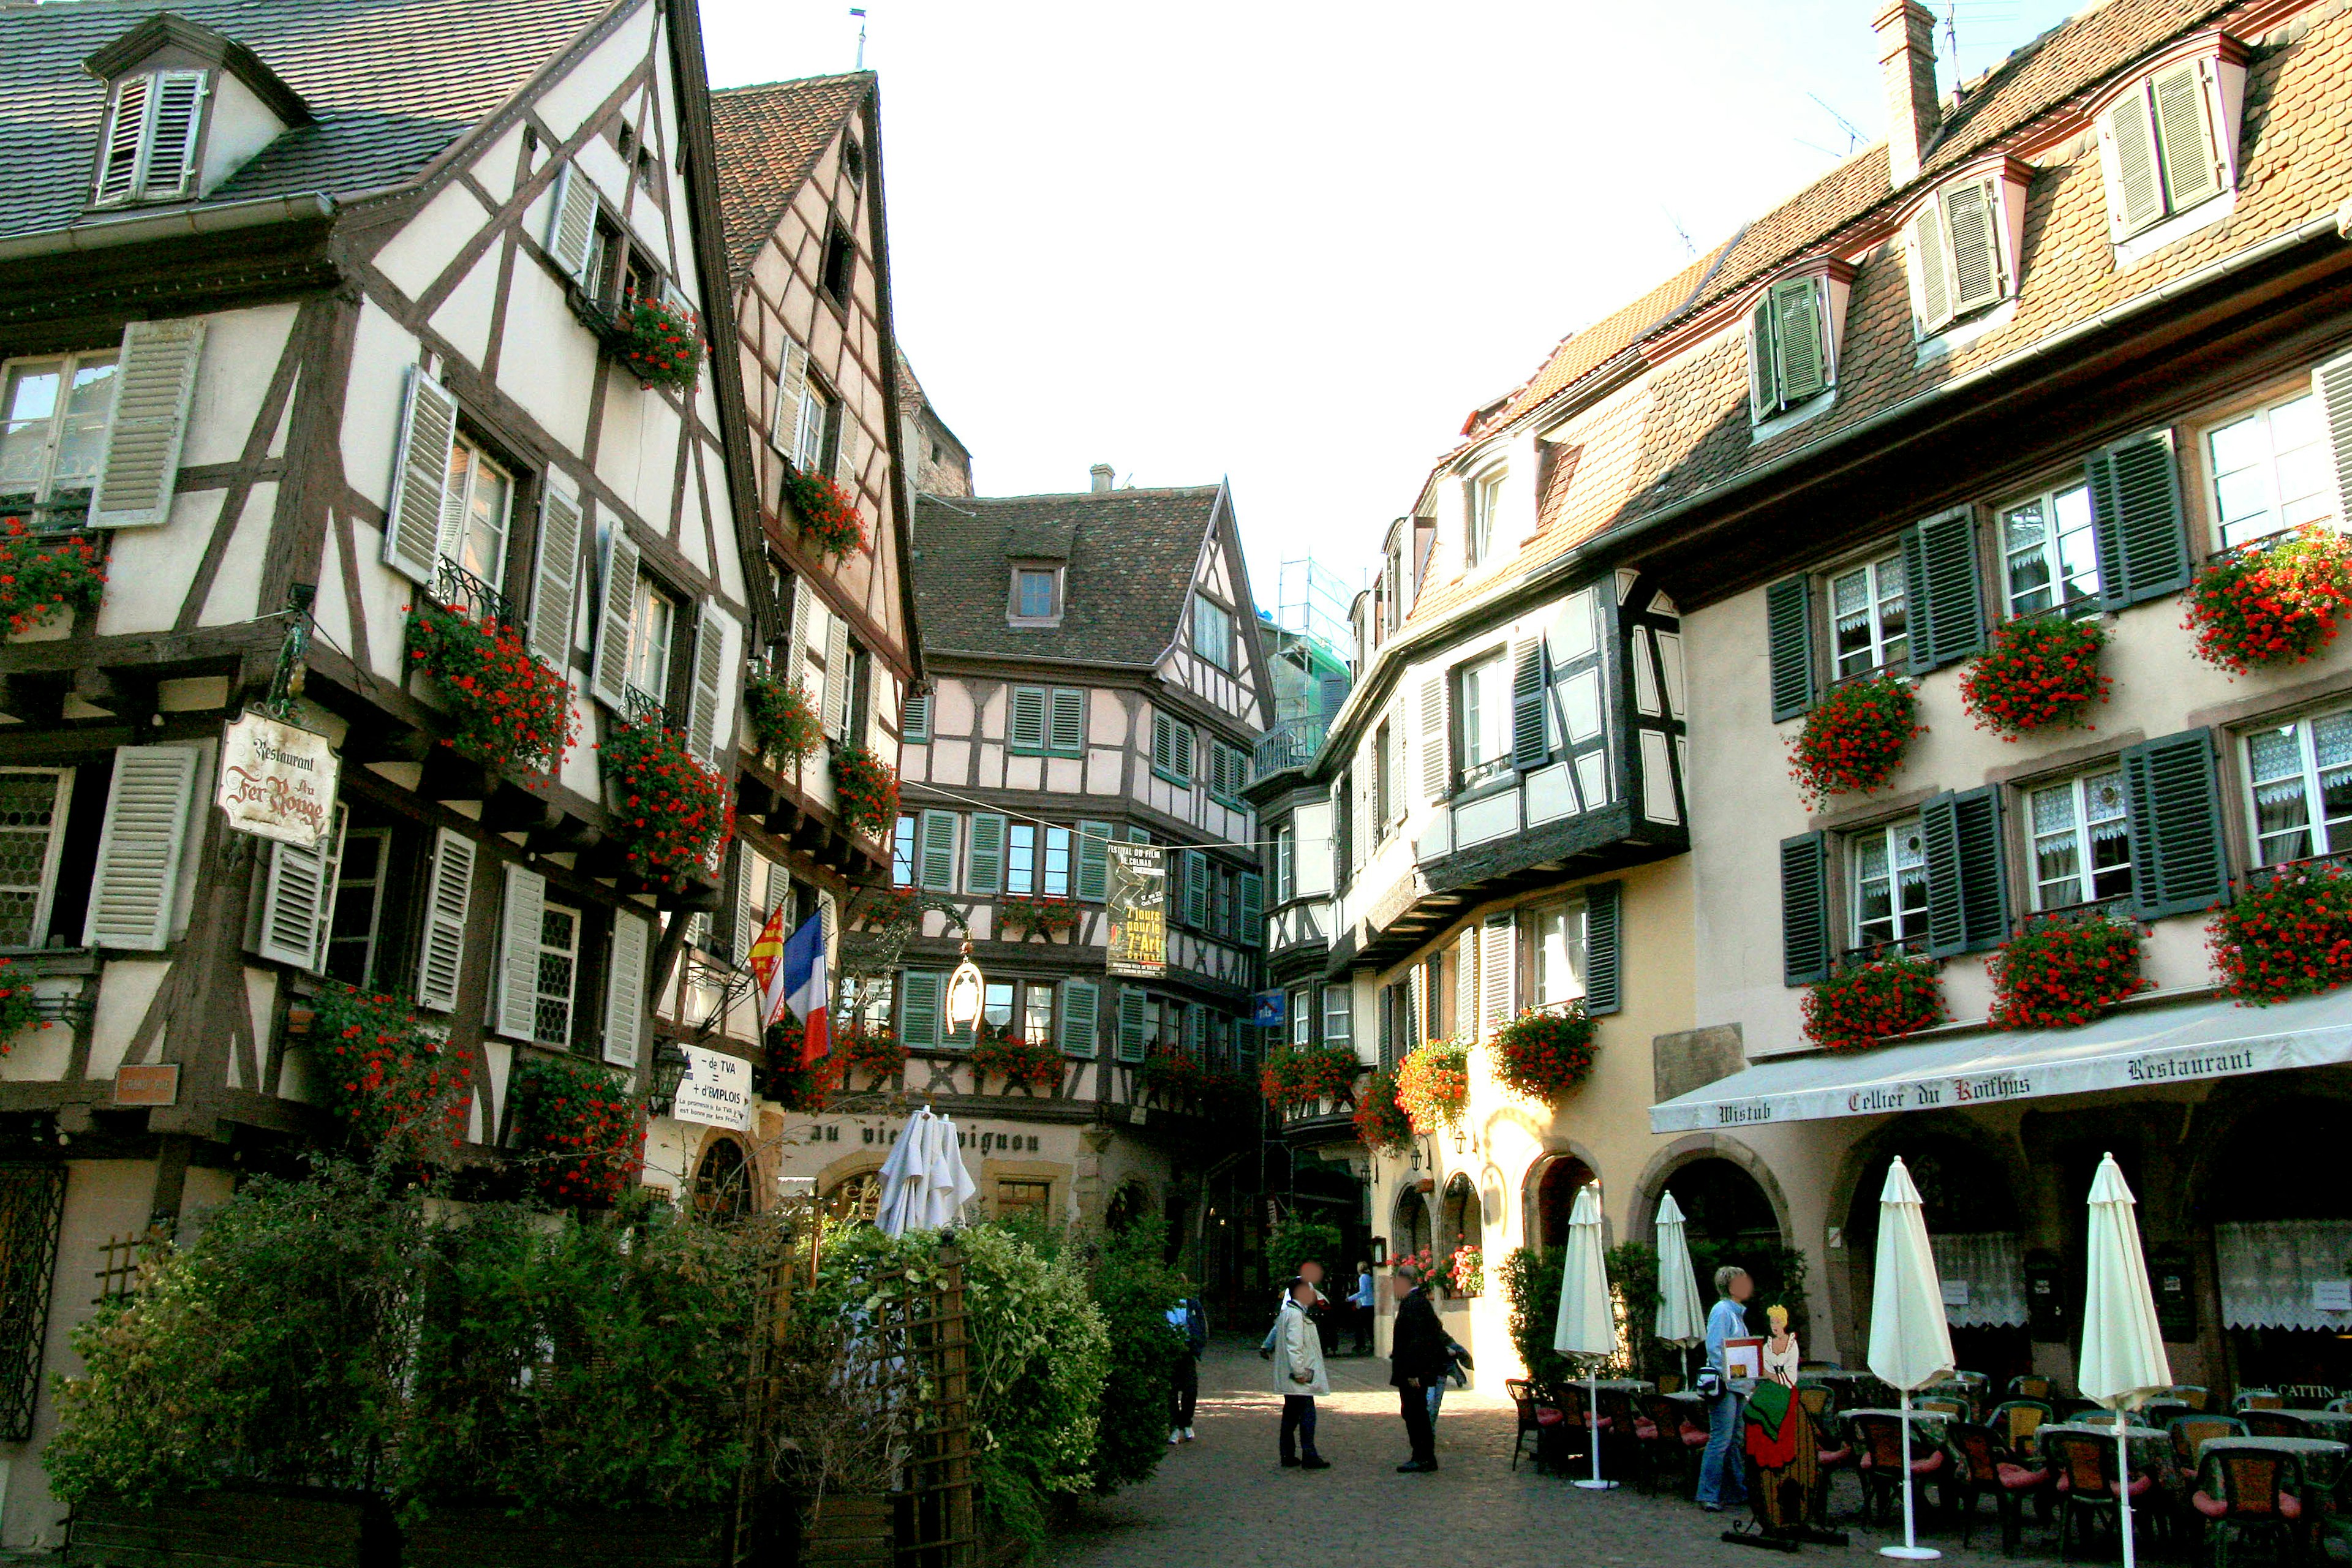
[709,72,870,282]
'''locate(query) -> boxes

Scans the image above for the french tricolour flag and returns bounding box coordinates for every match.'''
[780,913,829,1066]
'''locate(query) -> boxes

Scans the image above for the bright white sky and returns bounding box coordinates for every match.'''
[701,1,2084,611]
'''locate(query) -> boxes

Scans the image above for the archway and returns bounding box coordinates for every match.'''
[1529,1152,1595,1254]
[2198,1096,2352,1392]
[1438,1172,1483,1292]
[1391,1183,1431,1267]
[823,1167,883,1223]
[1844,1134,2025,1389]
[692,1136,753,1223]
[1667,1156,1789,1338]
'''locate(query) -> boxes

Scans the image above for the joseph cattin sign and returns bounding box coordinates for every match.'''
[1104,842,1166,979]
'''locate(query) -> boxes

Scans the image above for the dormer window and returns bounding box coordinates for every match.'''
[2093,34,2247,252]
[83,17,309,212]
[93,72,205,206]
[1467,467,1506,568]
[1746,262,1853,427]
[1008,563,1063,627]
[1907,159,2027,336]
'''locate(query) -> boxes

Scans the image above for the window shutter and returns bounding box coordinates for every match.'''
[1510,638,1548,768]
[409,827,477,1011]
[903,689,932,742]
[1116,989,1148,1063]
[1770,276,1826,403]
[2152,60,2223,214]
[83,744,200,951]
[1419,677,1448,801]
[1921,786,2008,957]
[775,341,810,452]
[1903,507,1985,673]
[601,908,649,1068]
[382,368,461,583]
[918,810,957,891]
[1185,850,1211,929]
[729,845,761,964]
[2315,351,2352,526]
[2121,728,2230,919]
[686,601,735,768]
[2106,86,2166,234]
[1765,575,1817,722]
[1479,914,1513,1035]
[253,806,344,971]
[1944,177,2005,315]
[495,862,548,1040]
[1181,1005,1202,1060]
[587,524,641,709]
[1151,711,1174,774]
[1349,767,1368,870]
[790,575,812,654]
[142,72,205,200]
[967,813,1006,895]
[1585,880,1624,1016]
[1059,978,1099,1057]
[2089,429,2190,609]
[89,318,207,529]
[1008,687,1046,753]
[1239,871,1264,940]
[1779,832,1830,986]
[1076,821,1110,902]
[900,969,941,1049]
[1048,688,1085,756]
[527,477,584,671]
[1172,722,1195,783]
[545,162,600,287]
[823,616,851,740]
[1747,299,1779,421]
[1914,194,1953,330]
[832,417,861,496]
[1387,702,1408,824]
[93,76,151,205]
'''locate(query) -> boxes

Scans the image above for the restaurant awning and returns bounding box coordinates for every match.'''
[1649,985,2352,1134]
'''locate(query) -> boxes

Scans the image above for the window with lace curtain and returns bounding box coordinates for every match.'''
[2027,770,2133,908]
[2244,709,2352,865]
[1829,551,1909,678]
[1850,817,1928,949]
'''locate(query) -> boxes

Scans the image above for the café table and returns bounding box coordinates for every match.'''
[2200,1435,2351,1490]
[1845,1406,1954,1449]
[2280,1409,2352,1442]
[2037,1422,2173,1480]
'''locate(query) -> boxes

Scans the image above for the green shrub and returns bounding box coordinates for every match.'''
[1069,1217,1188,1493]
[1267,1212,1343,1284]
[1498,1245,1575,1390]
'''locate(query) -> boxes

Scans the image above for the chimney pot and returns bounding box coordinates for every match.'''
[1874,0,1940,189]
[1089,463,1115,493]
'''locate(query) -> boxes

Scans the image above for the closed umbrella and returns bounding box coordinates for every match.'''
[2081,1153,2171,1568]
[1551,1183,1619,1490]
[916,1112,977,1229]
[1655,1191,1707,1353]
[874,1106,937,1236]
[1867,1156,1954,1561]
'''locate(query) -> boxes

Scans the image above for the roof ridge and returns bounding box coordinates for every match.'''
[953,485,1223,502]
[711,69,875,96]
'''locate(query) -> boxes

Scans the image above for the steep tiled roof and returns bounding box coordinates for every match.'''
[913,487,1222,665]
[708,72,870,280]
[0,0,613,241]
[1493,241,1739,427]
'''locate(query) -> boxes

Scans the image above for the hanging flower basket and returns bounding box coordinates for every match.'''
[2209,863,2352,1004]
[785,468,864,560]
[306,985,469,1156]
[829,745,898,839]
[1789,672,1923,810]
[604,291,703,391]
[1958,615,2114,739]
[508,1053,641,1207]
[743,668,821,769]
[1446,1243,1485,1298]
[972,1033,1062,1093]
[1393,1038,1469,1134]
[1133,1044,1208,1104]
[1986,913,2151,1030]
[600,714,733,892]
[758,1017,843,1110]
[1801,952,1945,1055]
[406,600,578,776]
[848,885,919,932]
[1354,1069,1412,1154]
[2182,524,2352,673]
[0,522,105,635]
[997,894,1079,941]
[1490,1006,1600,1101]
[1259,1042,1361,1112]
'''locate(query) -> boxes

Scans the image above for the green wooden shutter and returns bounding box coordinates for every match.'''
[1510,638,1548,768]
[2089,429,2190,610]
[1781,832,1831,986]
[1915,193,1953,331]
[1183,850,1209,928]
[1126,824,1151,844]
[2150,60,2222,214]
[1921,786,2008,957]
[967,813,1007,895]
[1239,872,1264,941]
[1583,880,1623,1016]
[1116,988,1148,1062]
[1048,688,1085,756]
[1766,576,1817,722]
[1172,722,1195,783]
[1904,508,1986,673]
[903,690,931,742]
[900,970,941,1048]
[1770,276,1826,404]
[2120,728,2230,919]
[919,810,957,891]
[1151,710,1174,774]
[1008,687,1046,754]
[1076,821,1111,902]
[1943,176,2005,315]
[1748,299,1781,420]
[1059,978,1099,1057]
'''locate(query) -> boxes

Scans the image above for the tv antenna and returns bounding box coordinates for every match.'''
[851,7,867,69]
[1807,92,1867,153]
[1661,207,1697,260]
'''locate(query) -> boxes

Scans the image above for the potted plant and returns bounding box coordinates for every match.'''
[1393,1038,1469,1134]
[0,959,54,1054]
[307,985,470,1157]
[1958,614,2113,738]
[971,1033,1061,1093]
[406,600,577,775]
[2183,523,2352,673]
[600,713,733,892]
[1987,913,2151,1028]
[1787,671,1923,810]
[1131,1042,1206,1106]
[1446,1243,1485,1298]
[600,290,704,391]
[0,519,105,634]
[1801,951,1944,1054]
[743,665,821,769]
[1354,1069,1412,1155]
[829,745,898,839]
[1490,1006,1600,1102]
[508,1054,641,1207]
[2209,862,2352,1003]
[997,893,1079,941]
[1258,1042,1361,1114]
[842,1028,908,1086]
[785,467,864,560]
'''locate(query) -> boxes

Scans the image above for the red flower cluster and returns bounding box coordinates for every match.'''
[829,745,899,839]
[1490,1006,1601,1100]
[1802,952,1945,1054]
[1354,1069,1413,1153]
[307,985,469,1155]
[850,885,920,931]
[785,468,864,560]
[508,1052,641,1206]
[743,668,821,769]
[2209,865,2352,1005]
[1446,1243,1484,1297]
[1987,914,2151,1030]
[758,1017,843,1110]
[406,600,578,776]
[1258,1042,1361,1112]
[0,521,105,635]
[0,958,53,1054]
[1788,673,1923,810]
[1393,1038,1469,1134]
[843,1029,908,1082]
[2182,524,2352,673]
[997,894,1079,941]
[1958,615,2114,739]
[600,714,733,891]
[973,1033,1063,1093]
[609,291,704,392]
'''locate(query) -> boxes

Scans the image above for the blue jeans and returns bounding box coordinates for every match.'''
[1427,1381,1446,1420]
[1697,1389,1747,1507]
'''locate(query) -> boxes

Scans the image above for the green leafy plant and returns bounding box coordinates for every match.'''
[742,667,821,769]
[1802,951,1944,1054]
[1987,913,2150,1029]
[972,1033,1062,1093]
[1491,1006,1600,1100]
[0,521,105,634]
[829,745,898,839]
[1353,1068,1412,1154]
[1959,614,2113,738]
[606,290,703,391]
[1606,1239,1664,1381]
[1267,1213,1343,1283]
[1787,671,1923,810]
[1130,1043,1204,1102]
[406,600,577,775]
[305,985,469,1158]
[785,468,865,560]
[1258,1042,1360,1112]
[600,714,733,892]
[2210,863,2352,1004]
[2184,524,2352,673]
[997,894,1079,941]
[1052,1217,1189,1495]
[508,1054,641,1207]
[1393,1038,1469,1134]
[1499,1245,1577,1390]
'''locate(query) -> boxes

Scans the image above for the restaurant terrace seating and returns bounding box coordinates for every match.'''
[2190,1446,2305,1566]
[1946,1420,2050,1558]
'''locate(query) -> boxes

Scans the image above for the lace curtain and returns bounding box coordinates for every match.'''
[1929,1231,2027,1328]
[2214,1219,2352,1330]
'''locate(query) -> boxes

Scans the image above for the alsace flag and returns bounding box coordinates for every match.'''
[780,913,829,1067]
[746,905,791,1026]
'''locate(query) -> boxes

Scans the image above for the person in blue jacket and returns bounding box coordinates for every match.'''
[1167,1289,1207,1444]
[1698,1265,1755,1512]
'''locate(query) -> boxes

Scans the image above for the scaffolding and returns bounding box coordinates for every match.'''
[1274,556,1354,655]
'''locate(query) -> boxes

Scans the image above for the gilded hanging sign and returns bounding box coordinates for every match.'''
[216,711,339,850]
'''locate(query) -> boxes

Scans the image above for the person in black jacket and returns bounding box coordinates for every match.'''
[1388,1262,1450,1472]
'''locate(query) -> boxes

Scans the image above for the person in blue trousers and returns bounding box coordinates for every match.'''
[1697,1264,1755,1513]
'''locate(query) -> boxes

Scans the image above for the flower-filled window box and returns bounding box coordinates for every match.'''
[0,959,57,1055]
[997,894,1079,942]
[601,714,733,892]
[1394,1038,1469,1134]
[307,984,470,1156]
[1131,1042,1207,1106]
[1789,671,1923,810]
[1802,951,1944,1054]
[756,1017,842,1110]
[407,600,578,776]
[1491,1006,1602,1101]
[829,745,898,839]
[1446,1243,1484,1298]
[1987,913,2150,1029]
[744,665,821,769]
[971,1033,1062,1093]
[1259,1042,1361,1113]
[1959,615,2113,738]
[592,291,704,392]
[785,468,864,560]
[843,1029,908,1084]
[0,522,105,635]
[2184,525,2352,673]
[848,885,920,932]
[508,1052,641,1207]
[1354,1069,1412,1154]
[2210,863,2352,1003]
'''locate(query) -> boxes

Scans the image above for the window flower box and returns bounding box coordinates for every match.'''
[582,290,704,392]
[743,665,821,769]
[0,959,56,1056]
[2184,524,2352,673]
[0,520,105,635]
[307,985,470,1157]
[2211,862,2352,1003]
[1490,1006,1600,1101]
[1789,671,1922,810]
[785,467,864,560]
[406,599,577,777]
[1354,1069,1412,1154]
[1987,913,2150,1029]
[1958,614,2113,738]
[997,894,1078,941]
[1258,1042,1360,1114]
[600,714,733,892]
[508,1054,640,1207]
[1394,1038,1469,1134]
[971,1033,1061,1093]
[829,745,898,839]
[1801,951,1944,1055]
[1131,1043,1205,1107]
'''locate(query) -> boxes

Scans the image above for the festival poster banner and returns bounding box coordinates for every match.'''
[673,1043,754,1131]
[216,712,339,849]
[1104,842,1166,979]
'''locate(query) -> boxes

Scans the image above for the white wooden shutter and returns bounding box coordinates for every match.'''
[2154,60,2225,214]
[93,76,151,205]
[2105,86,2166,235]
[528,478,584,671]
[832,415,862,494]
[589,524,641,710]
[382,367,459,583]
[602,907,650,1068]
[253,806,345,971]
[414,827,476,1011]
[83,744,200,951]
[1943,177,2004,315]
[1480,914,1513,1036]
[1455,929,1476,1041]
[495,862,547,1041]
[1419,677,1447,802]
[822,614,851,740]
[1913,195,1951,330]
[2312,350,2352,526]
[731,845,764,964]
[142,72,206,200]
[790,576,813,655]
[545,162,600,287]
[687,600,735,766]
[88,318,206,529]
[774,341,810,450]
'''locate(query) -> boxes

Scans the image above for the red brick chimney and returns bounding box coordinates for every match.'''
[1874,0,1940,188]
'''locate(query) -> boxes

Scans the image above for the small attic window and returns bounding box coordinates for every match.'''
[92,71,206,206]
[2093,34,2247,254]
[1009,564,1063,627]
[820,222,855,303]
[1907,158,2028,337]
[842,137,866,187]
[1746,260,1855,429]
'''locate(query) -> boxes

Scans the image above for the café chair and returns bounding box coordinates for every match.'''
[2190,1446,2305,1568]
[1989,1398,2053,1457]
[1656,1371,1683,1394]
[1506,1378,1556,1472]
[2010,1374,2056,1401]
[2168,1414,2248,1471]
[1635,1393,1691,1494]
[2243,1408,2310,1440]
[1946,1420,2050,1558]
[2234,1389,2285,1412]
[2162,1385,2211,1412]
[1852,1411,1945,1528]
[2043,1428,2159,1562]
[1800,1384,1853,1519]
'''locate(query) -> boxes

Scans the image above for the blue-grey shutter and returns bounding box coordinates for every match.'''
[2120,728,2230,919]
[1766,576,1816,722]
[1152,710,1174,774]
[1116,989,1148,1063]
[1781,831,1831,986]
[1048,688,1086,756]
[1239,872,1264,943]
[2089,430,2191,610]
[1183,850,1209,928]
[903,690,931,742]
[1510,638,1548,768]
[1583,880,1623,1016]
[900,970,941,1048]
[1076,821,1111,902]
[1921,785,2009,957]
[1008,687,1046,754]
[1904,508,1986,673]
[967,813,1007,895]
[918,810,957,891]
[1059,978,1099,1057]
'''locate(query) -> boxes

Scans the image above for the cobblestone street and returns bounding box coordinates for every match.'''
[1037,1344,2034,1568]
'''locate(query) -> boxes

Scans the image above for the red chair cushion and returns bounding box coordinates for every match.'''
[1683,1428,1710,1448]
[2283,1494,2303,1520]
[1997,1464,2049,1491]
[1912,1450,1945,1476]
[2107,1474,2155,1499]
[1534,1407,1564,1427]
[1634,1419,1660,1440]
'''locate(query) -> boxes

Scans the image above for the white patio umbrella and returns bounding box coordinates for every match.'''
[2081,1153,2171,1568]
[1866,1156,1955,1561]
[1655,1191,1708,1355]
[872,1106,934,1235]
[1551,1183,1619,1490]
[913,1112,977,1229]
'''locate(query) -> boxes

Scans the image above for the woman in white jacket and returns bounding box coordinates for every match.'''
[1273,1276,1331,1469]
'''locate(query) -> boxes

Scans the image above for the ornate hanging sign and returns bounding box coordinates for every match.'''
[216,711,339,850]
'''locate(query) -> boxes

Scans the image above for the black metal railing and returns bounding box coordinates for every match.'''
[2248,846,2352,890]
[1836,932,1932,968]
[2015,895,2139,933]
[431,557,517,627]
[1254,717,1327,777]
[0,494,98,535]
[621,682,685,736]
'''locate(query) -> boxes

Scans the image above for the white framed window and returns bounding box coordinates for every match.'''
[1275,823,1295,903]
[443,436,514,592]
[1022,983,1054,1047]
[1322,985,1351,1046]
[534,903,580,1046]
[1468,467,1506,566]
[1005,823,1073,899]
[2097,56,2233,243]
[1999,481,2100,617]
[324,827,391,987]
[2206,391,2332,551]
[892,814,916,887]
[628,575,679,705]
[0,353,121,514]
[1289,987,1310,1045]
[1530,902,1586,1008]
[1830,552,1909,679]
[1457,650,1512,785]
[791,382,834,472]
[2245,709,2352,866]
[1850,817,1929,949]
[2027,769,2134,908]
[0,769,71,950]
[1194,594,1233,671]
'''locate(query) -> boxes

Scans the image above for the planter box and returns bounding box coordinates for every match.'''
[403,1507,728,1568]
[798,1493,892,1567]
[68,1488,391,1568]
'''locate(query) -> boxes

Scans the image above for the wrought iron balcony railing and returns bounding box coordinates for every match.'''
[1253,717,1326,777]
[430,557,518,628]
